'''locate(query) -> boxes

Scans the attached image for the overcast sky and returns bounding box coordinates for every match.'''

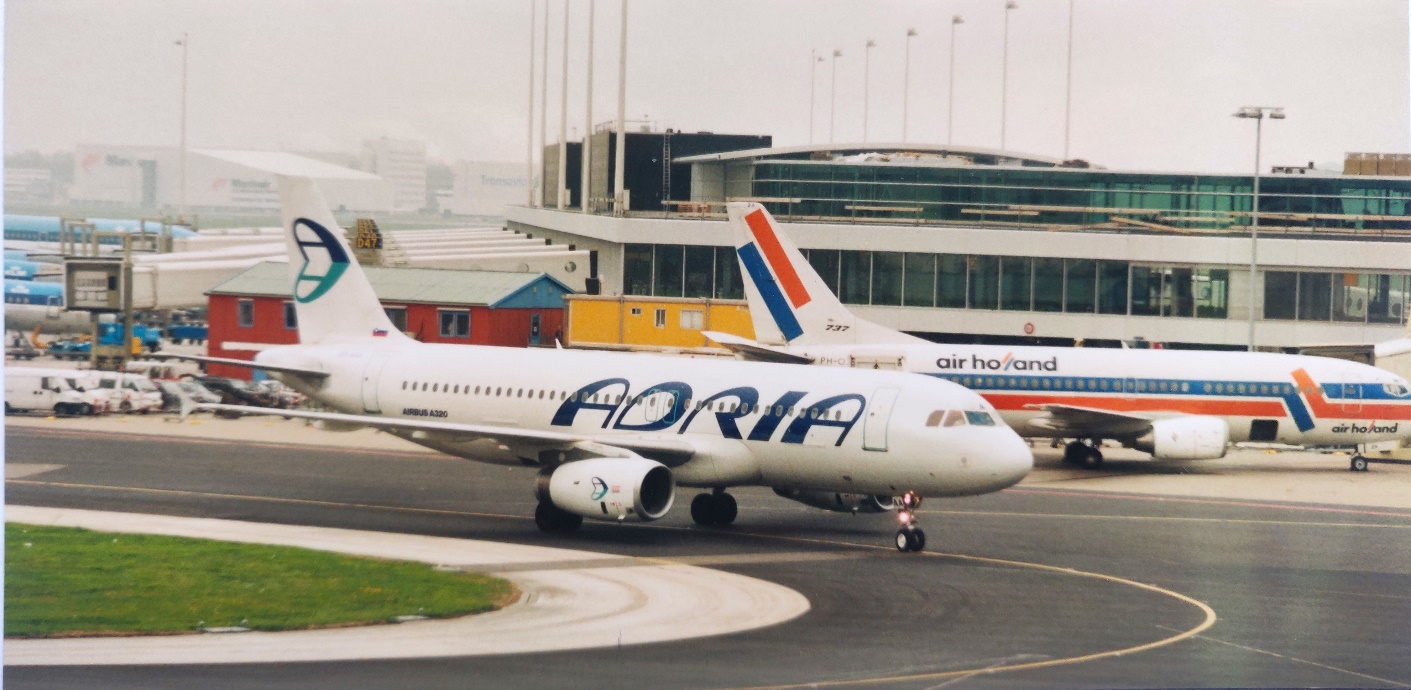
[5,0,1409,174]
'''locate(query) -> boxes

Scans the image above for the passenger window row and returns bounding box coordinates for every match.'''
[397,380,850,420]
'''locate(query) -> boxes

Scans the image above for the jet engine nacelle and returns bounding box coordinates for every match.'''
[772,487,898,514]
[1134,416,1229,460]
[536,457,675,522]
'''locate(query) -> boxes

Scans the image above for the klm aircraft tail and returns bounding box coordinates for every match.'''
[279,176,407,345]
[726,202,923,346]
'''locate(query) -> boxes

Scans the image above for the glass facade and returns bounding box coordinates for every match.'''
[1265,270,1409,324]
[623,241,1275,322]
[750,161,1411,234]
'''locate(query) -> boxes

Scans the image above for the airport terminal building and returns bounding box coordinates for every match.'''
[510,135,1411,351]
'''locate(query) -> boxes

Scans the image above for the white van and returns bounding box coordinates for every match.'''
[5,371,92,416]
[19,367,111,414]
[94,372,163,413]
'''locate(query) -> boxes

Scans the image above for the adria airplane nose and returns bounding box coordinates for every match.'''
[984,432,1034,491]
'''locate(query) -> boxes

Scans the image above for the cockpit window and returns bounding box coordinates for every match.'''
[926,410,944,427]
[964,411,996,426]
[942,410,966,427]
[1384,383,1410,397]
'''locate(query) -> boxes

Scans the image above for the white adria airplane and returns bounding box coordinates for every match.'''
[706,202,1411,472]
[173,178,1032,553]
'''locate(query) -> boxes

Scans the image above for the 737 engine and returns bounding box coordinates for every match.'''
[536,457,676,523]
[1133,416,1230,460]
[773,488,898,514]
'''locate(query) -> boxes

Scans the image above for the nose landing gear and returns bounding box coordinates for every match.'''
[894,491,926,552]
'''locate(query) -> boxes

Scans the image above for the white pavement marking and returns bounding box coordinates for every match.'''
[5,506,811,666]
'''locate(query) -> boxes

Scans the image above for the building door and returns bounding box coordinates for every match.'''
[863,387,901,452]
[530,313,541,346]
[361,354,390,414]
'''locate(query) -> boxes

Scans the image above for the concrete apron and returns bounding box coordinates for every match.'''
[5,506,811,666]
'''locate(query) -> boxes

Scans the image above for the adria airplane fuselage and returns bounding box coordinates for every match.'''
[178,177,1031,553]
[715,202,1411,468]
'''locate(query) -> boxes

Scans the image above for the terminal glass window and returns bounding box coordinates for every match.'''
[1166,267,1194,317]
[969,255,1000,310]
[1332,273,1364,322]
[903,253,935,307]
[807,249,841,295]
[1194,269,1229,318]
[1298,272,1332,321]
[238,299,255,328]
[683,246,715,299]
[840,250,871,304]
[1130,266,1161,316]
[1000,257,1032,311]
[438,310,470,338]
[1097,261,1129,315]
[936,254,968,308]
[654,245,684,298]
[1264,271,1297,320]
[1033,258,1064,312]
[714,246,744,300]
[871,251,904,306]
[384,307,408,332]
[623,244,653,296]
[1064,259,1096,313]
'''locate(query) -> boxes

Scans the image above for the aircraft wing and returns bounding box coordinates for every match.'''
[1023,403,1154,438]
[193,403,696,467]
[702,331,814,365]
[151,353,330,380]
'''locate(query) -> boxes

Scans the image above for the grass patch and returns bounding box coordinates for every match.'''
[6,523,516,638]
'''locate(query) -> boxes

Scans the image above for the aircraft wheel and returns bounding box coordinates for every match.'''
[690,493,715,525]
[1062,441,1086,465]
[714,492,738,526]
[1084,447,1104,468]
[894,526,925,552]
[535,502,580,532]
[1351,455,1370,472]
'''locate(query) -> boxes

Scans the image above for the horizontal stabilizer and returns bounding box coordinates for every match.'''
[702,331,815,364]
[151,353,329,379]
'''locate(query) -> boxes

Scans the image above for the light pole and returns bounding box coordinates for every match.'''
[1001,0,1017,151]
[1063,0,1074,160]
[902,29,917,141]
[948,15,962,145]
[863,39,875,142]
[808,49,824,144]
[829,49,842,145]
[557,0,570,211]
[1233,105,1285,351]
[175,33,188,220]
[581,0,594,213]
[613,0,628,214]
[539,0,550,207]
[525,0,536,207]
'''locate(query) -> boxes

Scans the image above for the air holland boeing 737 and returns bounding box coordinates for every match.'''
[174,178,1032,553]
[708,202,1411,472]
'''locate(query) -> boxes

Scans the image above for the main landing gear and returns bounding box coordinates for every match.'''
[894,492,926,553]
[1063,439,1104,468]
[1350,455,1371,472]
[534,500,583,533]
[691,489,738,527]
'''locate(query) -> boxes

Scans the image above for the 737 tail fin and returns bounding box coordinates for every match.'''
[279,176,407,345]
[726,202,922,346]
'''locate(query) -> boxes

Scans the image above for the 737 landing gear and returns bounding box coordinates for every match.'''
[1350,455,1370,472]
[894,492,926,552]
[690,489,738,527]
[1062,439,1104,468]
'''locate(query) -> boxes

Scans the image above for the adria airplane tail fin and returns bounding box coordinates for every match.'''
[727,202,922,346]
[278,176,408,345]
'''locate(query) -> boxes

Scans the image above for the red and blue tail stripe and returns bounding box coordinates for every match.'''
[738,209,812,341]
